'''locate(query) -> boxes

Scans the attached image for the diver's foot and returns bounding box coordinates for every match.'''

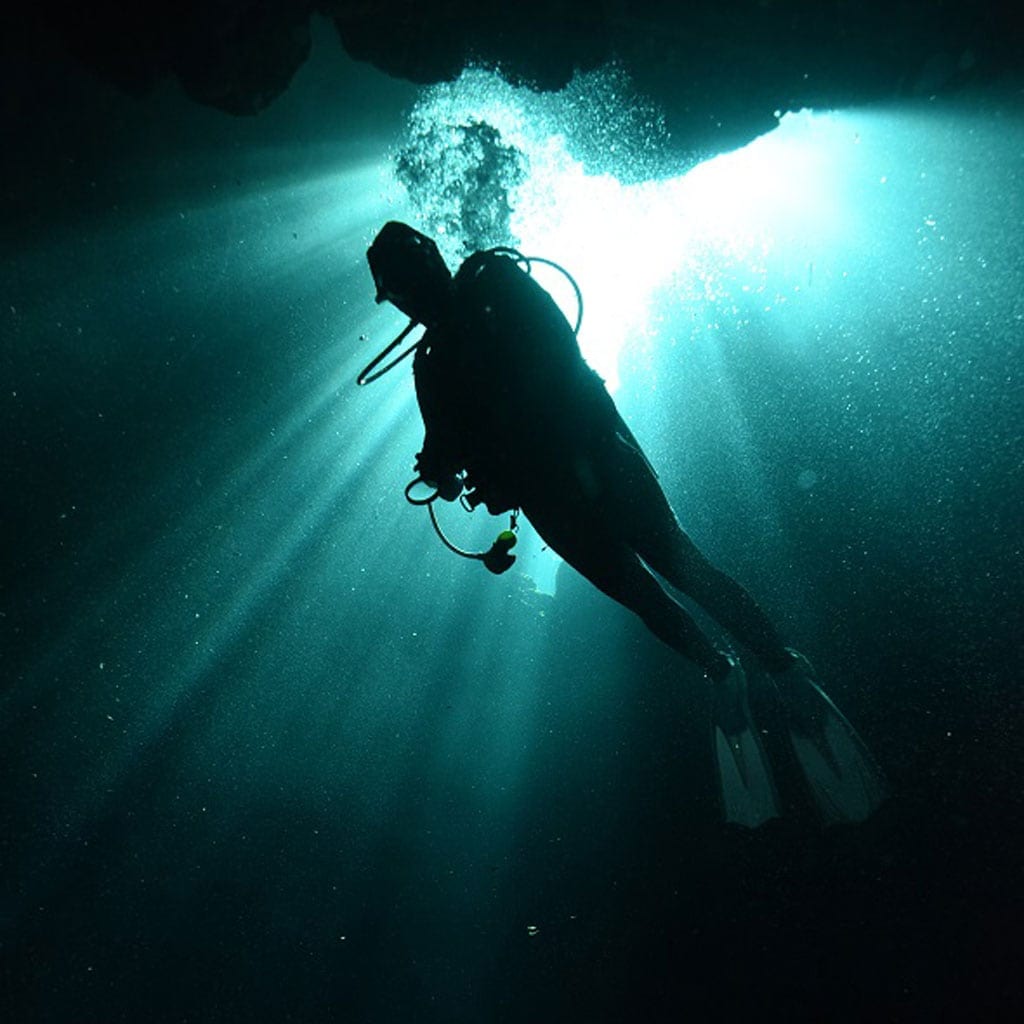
[707,651,735,684]
[710,656,781,828]
[768,649,888,824]
[712,656,749,735]
[770,647,816,680]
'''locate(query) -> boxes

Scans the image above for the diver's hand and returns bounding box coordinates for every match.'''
[414,452,462,501]
[433,474,463,502]
[417,473,461,501]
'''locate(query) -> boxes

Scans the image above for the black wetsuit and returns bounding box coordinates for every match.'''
[413,250,792,677]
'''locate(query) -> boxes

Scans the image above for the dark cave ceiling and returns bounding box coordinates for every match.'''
[6,1,1022,156]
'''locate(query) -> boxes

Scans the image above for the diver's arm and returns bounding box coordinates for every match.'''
[412,341,463,492]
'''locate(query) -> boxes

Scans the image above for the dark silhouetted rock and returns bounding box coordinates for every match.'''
[8,1,1021,150]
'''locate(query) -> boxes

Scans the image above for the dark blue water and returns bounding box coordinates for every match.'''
[3,19,1022,1024]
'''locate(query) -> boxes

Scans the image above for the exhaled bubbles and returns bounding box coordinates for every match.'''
[391,65,669,261]
[395,119,528,256]
[390,67,846,389]
[390,66,675,387]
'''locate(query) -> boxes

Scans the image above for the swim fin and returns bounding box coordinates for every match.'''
[711,658,781,828]
[772,651,888,825]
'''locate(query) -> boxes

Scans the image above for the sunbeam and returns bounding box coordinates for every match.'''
[4,22,1023,1021]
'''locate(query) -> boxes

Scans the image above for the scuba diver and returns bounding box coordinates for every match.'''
[363,220,887,828]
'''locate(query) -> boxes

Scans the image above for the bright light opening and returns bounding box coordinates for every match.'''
[389,68,857,393]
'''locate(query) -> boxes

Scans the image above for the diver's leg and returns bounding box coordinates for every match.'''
[652,532,793,673]
[522,498,731,681]
[602,437,793,673]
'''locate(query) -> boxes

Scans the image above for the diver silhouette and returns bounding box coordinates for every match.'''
[365,220,887,828]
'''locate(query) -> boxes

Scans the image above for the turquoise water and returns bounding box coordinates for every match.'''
[3,21,1022,1024]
